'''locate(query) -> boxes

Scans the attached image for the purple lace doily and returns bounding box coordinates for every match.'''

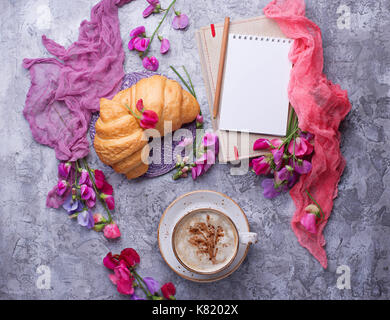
[89,72,197,178]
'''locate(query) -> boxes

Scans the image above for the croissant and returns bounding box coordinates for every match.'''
[94,75,200,179]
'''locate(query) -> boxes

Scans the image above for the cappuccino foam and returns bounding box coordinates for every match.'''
[173,210,238,273]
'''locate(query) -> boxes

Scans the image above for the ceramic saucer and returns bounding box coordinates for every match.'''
[158,190,252,282]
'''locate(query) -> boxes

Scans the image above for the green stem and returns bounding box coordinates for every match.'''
[305,190,325,220]
[170,66,194,96]
[182,66,197,99]
[143,0,177,58]
[82,158,113,223]
[132,270,152,298]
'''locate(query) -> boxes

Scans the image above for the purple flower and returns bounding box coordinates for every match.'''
[56,180,68,196]
[62,194,84,214]
[134,37,150,52]
[130,26,146,37]
[80,184,94,200]
[196,114,204,124]
[250,156,271,175]
[290,159,312,175]
[131,294,145,300]
[143,0,160,18]
[79,169,91,186]
[160,38,170,54]
[143,277,159,295]
[77,210,95,229]
[142,56,159,71]
[299,130,314,141]
[86,190,96,208]
[276,167,290,181]
[271,147,284,170]
[178,137,193,147]
[287,171,299,188]
[261,179,281,199]
[172,12,189,30]
[58,162,71,178]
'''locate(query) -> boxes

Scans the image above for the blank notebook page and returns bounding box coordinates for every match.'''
[219,34,293,136]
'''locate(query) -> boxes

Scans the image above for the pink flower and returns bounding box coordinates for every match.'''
[250,156,271,175]
[161,282,176,300]
[101,181,113,195]
[142,56,159,71]
[300,213,317,234]
[86,190,96,208]
[143,0,160,18]
[160,38,170,54]
[58,162,71,178]
[109,260,134,295]
[94,169,105,189]
[130,26,145,37]
[79,169,91,186]
[196,114,203,124]
[172,12,189,30]
[128,37,138,51]
[202,132,219,155]
[101,194,115,210]
[56,180,68,196]
[288,137,313,157]
[93,213,104,223]
[134,37,150,52]
[136,99,145,112]
[80,184,94,200]
[178,137,193,147]
[120,248,140,267]
[253,138,271,150]
[104,222,121,239]
[103,252,119,270]
[140,110,159,129]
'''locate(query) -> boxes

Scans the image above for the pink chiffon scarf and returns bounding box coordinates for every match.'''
[264,0,351,268]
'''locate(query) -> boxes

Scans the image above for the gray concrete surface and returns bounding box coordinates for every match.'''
[0,0,389,300]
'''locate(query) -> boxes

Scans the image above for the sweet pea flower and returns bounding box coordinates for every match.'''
[196,114,203,124]
[144,277,159,295]
[253,138,271,150]
[77,210,95,229]
[299,130,314,142]
[101,194,115,210]
[80,184,94,200]
[161,282,176,300]
[131,294,145,300]
[62,194,83,214]
[290,159,312,175]
[58,162,71,178]
[128,37,138,51]
[134,37,150,52]
[109,260,134,295]
[94,169,105,189]
[86,190,96,208]
[178,137,193,147]
[142,56,159,71]
[103,252,119,270]
[56,180,68,196]
[140,110,159,129]
[261,179,281,199]
[120,248,140,267]
[143,0,160,18]
[159,37,170,54]
[104,222,121,239]
[93,213,104,223]
[300,213,317,234]
[276,166,292,181]
[288,136,313,157]
[79,169,91,186]
[250,156,271,175]
[172,12,189,30]
[101,181,113,195]
[130,26,146,37]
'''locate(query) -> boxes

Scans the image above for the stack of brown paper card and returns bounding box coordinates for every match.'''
[195,16,291,163]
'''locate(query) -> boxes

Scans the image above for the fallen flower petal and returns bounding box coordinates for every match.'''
[253,138,271,150]
[160,38,170,54]
[172,12,189,30]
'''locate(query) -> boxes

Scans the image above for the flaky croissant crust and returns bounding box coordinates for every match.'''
[94,75,200,179]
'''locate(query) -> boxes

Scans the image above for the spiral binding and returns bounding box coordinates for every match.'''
[231,34,293,44]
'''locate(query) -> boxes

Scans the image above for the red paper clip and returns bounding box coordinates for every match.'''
[210,24,216,37]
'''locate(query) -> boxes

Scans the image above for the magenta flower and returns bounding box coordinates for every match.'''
[130,26,146,37]
[178,137,193,147]
[86,190,96,208]
[134,37,150,52]
[56,180,68,196]
[291,159,312,175]
[79,169,91,186]
[109,260,134,295]
[104,222,121,239]
[142,56,159,71]
[103,252,119,270]
[261,179,281,199]
[196,114,204,124]
[250,156,271,175]
[300,213,317,234]
[58,162,71,178]
[80,184,94,200]
[172,12,189,30]
[128,37,138,51]
[253,139,271,150]
[159,38,170,54]
[101,194,115,210]
[94,169,105,189]
[288,137,313,157]
[143,0,160,18]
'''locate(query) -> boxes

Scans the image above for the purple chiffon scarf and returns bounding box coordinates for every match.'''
[23,0,134,161]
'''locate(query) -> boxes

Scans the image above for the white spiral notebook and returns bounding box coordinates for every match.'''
[195,16,293,162]
[219,34,293,136]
